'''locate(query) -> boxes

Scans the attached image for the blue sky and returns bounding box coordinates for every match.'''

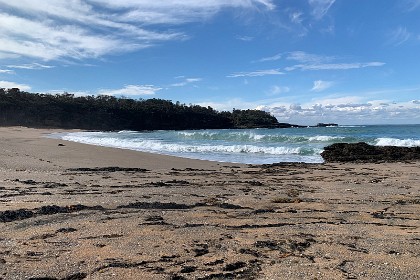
[0,0,419,125]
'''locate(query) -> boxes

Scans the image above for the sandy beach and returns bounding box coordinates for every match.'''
[0,127,419,280]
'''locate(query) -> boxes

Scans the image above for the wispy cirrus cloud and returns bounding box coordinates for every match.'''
[91,0,276,24]
[258,53,282,62]
[228,69,284,77]
[250,51,385,80]
[388,26,412,46]
[7,63,55,70]
[170,77,202,87]
[289,11,304,24]
[308,0,336,20]
[286,51,335,63]
[0,0,275,62]
[236,35,254,42]
[286,61,385,71]
[272,51,385,71]
[0,69,14,74]
[311,80,333,92]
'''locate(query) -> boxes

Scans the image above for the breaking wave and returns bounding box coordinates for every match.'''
[375,138,420,147]
[50,125,420,164]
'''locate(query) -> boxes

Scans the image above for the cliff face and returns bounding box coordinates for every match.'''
[321,142,420,162]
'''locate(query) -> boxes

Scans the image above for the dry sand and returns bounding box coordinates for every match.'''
[0,127,419,280]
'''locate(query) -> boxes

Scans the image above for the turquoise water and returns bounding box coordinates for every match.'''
[50,125,420,164]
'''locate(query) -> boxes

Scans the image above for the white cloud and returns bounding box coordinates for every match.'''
[257,97,420,125]
[308,0,335,20]
[311,80,333,92]
[286,61,385,71]
[194,93,420,125]
[7,63,54,70]
[197,87,420,125]
[286,51,335,63]
[0,69,14,74]
[289,104,302,110]
[98,85,162,96]
[228,69,284,77]
[0,80,31,91]
[258,53,282,62]
[170,77,202,87]
[268,85,290,96]
[196,98,254,111]
[0,0,275,61]
[236,35,254,41]
[290,11,304,24]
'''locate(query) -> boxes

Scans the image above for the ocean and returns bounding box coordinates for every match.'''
[49,124,420,164]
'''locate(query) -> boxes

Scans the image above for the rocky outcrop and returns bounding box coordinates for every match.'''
[312,123,338,127]
[321,142,420,162]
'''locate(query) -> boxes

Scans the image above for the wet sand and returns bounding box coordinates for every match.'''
[0,127,419,279]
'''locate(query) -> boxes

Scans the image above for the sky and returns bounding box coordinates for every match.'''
[0,0,420,125]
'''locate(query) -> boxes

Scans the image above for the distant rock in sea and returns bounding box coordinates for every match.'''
[312,123,338,127]
[321,142,420,162]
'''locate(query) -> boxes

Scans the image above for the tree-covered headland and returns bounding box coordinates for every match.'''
[0,88,291,130]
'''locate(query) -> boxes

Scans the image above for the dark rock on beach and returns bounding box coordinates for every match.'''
[321,142,420,162]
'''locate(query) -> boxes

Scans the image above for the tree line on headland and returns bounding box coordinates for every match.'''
[0,88,294,130]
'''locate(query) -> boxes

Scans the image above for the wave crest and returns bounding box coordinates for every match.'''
[375,138,420,147]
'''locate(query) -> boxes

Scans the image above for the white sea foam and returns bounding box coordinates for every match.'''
[375,138,420,147]
[62,133,305,155]
[308,135,344,142]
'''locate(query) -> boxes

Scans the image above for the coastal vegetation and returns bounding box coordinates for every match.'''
[0,88,282,130]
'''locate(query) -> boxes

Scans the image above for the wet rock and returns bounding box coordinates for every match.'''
[94,261,148,272]
[193,244,209,257]
[0,209,34,222]
[38,205,68,215]
[180,266,197,273]
[253,208,276,214]
[205,259,225,266]
[21,179,38,185]
[160,254,180,262]
[224,261,246,271]
[44,182,68,188]
[56,227,78,233]
[1,204,105,223]
[239,248,262,257]
[321,142,420,162]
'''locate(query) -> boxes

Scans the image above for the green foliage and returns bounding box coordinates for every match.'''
[232,109,279,128]
[0,88,281,130]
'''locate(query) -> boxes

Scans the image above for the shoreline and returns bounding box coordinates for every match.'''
[0,127,419,279]
[0,126,243,171]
